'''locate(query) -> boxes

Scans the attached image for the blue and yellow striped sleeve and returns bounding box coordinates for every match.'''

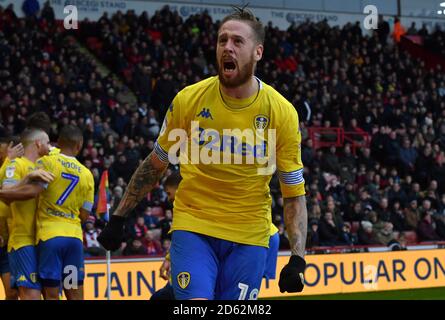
[155,93,186,164]
[82,170,95,212]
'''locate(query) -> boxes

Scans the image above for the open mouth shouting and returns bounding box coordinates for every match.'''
[222,58,237,77]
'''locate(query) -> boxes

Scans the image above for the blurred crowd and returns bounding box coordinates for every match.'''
[1,2,445,257]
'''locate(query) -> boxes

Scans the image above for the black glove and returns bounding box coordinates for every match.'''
[279,255,306,293]
[98,215,125,251]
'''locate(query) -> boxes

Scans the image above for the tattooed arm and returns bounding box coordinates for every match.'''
[113,151,168,218]
[98,151,168,251]
[283,195,307,258]
[278,195,308,293]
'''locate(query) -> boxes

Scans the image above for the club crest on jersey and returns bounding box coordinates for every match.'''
[30,273,38,283]
[254,115,269,130]
[177,272,190,289]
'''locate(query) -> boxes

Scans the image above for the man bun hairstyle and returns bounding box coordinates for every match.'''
[220,4,265,45]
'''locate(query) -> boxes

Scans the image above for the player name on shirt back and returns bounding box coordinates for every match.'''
[57,158,82,173]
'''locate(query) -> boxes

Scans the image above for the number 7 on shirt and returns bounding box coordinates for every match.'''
[56,172,79,205]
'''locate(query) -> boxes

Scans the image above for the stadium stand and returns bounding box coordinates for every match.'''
[1,3,445,258]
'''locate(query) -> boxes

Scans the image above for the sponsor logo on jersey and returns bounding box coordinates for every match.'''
[196,108,213,120]
[5,166,15,178]
[17,275,27,282]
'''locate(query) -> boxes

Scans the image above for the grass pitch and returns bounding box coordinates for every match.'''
[268,287,445,300]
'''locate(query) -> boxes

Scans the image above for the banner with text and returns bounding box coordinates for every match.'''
[1,249,443,299]
[2,0,445,32]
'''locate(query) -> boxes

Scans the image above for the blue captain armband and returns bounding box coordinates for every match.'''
[278,168,304,185]
[154,141,169,163]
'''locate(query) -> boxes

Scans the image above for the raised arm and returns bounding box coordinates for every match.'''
[98,151,168,250]
[113,151,168,218]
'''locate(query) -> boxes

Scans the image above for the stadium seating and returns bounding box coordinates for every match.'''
[1,4,444,256]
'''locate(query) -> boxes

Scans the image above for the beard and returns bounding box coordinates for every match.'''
[217,56,256,88]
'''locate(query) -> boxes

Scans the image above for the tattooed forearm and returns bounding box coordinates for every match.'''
[114,151,167,217]
[283,195,308,257]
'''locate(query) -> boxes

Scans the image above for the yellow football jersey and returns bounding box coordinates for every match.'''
[0,158,11,218]
[0,157,10,178]
[35,153,95,242]
[49,146,60,156]
[1,157,37,251]
[270,223,279,236]
[0,158,13,246]
[156,76,305,247]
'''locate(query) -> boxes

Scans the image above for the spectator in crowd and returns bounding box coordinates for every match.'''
[374,222,398,246]
[306,219,319,248]
[377,14,390,44]
[131,216,148,239]
[407,22,417,36]
[420,199,437,217]
[392,17,406,43]
[83,217,107,257]
[339,222,356,245]
[417,211,441,241]
[143,230,163,256]
[399,138,417,175]
[159,209,173,241]
[358,148,376,171]
[123,238,148,256]
[390,201,409,232]
[339,144,356,171]
[143,206,160,230]
[321,146,341,175]
[324,198,343,226]
[439,194,445,216]
[345,202,366,222]
[388,183,408,207]
[377,197,391,222]
[318,212,341,246]
[404,199,420,231]
[434,214,445,240]
[22,0,39,17]
[408,183,423,202]
[357,220,380,245]
[415,144,434,189]
[41,1,55,23]
[111,154,133,183]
